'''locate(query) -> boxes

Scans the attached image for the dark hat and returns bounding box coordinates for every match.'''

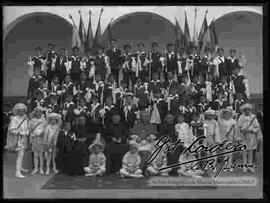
[166,111,175,117]
[34,89,43,97]
[230,49,236,53]
[91,93,99,100]
[111,109,121,117]
[204,47,210,52]
[217,48,224,52]
[47,43,55,47]
[166,43,174,47]
[65,93,73,98]
[152,42,158,47]
[190,43,197,49]
[96,44,105,50]
[72,46,79,51]
[110,38,117,42]
[35,47,42,51]
[48,93,57,99]
[123,44,131,49]
[137,42,145,47]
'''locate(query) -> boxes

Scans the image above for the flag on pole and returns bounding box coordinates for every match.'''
[192,7,199,47]
[78,10,87,53]
[85,10,94,51]
[201,24,211,55]
[184,11,191,50]
[102,18,114,48]
[198,10,208,54]
[69,14,82,49]
[94,8,104,46]
[174,17,185,52]
[209,19,218,53]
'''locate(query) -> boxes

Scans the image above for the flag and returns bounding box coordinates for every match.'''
[201,24,211,55]
[209,19,218,53]
[102,18,114,48]
[69,14,82,49]
[94,8,104,46]
[184,11,191,49]
[85,10,94,51]
[78,11,87,53]
[192,7,199,47]
[198,10,208,54]
[174,18,185,51]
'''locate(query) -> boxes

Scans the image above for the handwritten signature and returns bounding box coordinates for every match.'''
[146,135,254,177]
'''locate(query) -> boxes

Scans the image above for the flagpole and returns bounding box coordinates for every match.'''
[94,8,104,46]
[69,14,77,28]
[193,7,197,49]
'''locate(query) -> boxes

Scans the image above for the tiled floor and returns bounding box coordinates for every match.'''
[3,151,263,199]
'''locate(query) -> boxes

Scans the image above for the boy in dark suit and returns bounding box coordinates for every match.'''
[106,39,122,82]
[46,43,58,83]
[27,67,43,102]
[55,48,68,84]
[69,47,82,83]
[148,42,162,80]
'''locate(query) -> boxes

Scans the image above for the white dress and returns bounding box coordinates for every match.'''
[6,115,29,151]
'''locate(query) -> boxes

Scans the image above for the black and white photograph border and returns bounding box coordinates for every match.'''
[2,3,265,199]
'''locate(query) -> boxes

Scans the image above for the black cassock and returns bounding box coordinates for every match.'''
[56,130,76,175]
[57,125,95,176]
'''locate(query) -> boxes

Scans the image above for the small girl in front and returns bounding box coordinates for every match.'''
[218,107,237,172]
[29,106,46,175]
[44,113,62,175]
[84,135,106,176]
[119,141,143,178]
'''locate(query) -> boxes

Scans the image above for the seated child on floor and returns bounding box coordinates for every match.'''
[177,145,204,178]
[84,135,106,176]
[119,141,143,178]
[146,135,171,176]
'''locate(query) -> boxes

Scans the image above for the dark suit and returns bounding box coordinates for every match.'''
[106,48,122,81]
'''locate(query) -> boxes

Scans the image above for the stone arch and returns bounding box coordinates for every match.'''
[4,12,73,97]
[101,11,176,51]
[4,12,73,40]
[214,10,263,95]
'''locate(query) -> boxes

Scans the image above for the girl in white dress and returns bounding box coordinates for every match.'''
[6,103,29,178]
[44,113,62,175]
[28,106,46,175]
[218,107,237,172]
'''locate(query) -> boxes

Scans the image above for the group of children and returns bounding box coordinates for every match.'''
[3,40,263,179]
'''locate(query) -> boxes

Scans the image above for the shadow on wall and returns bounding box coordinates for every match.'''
[101,12,176,51]
[214,11,263,95]
[3,13,73,97]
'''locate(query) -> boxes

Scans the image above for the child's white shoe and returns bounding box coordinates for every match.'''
[45,169,50,175]
[21,168,29,173]
[15,173,25,179]
[53,168,59,174]
[40,169,44,175]
[31,169,38,175]
[248,168,255,173]
[85,173,95,177]
[161,172,169,177]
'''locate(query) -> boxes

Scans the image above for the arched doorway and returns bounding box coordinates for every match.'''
[214,11,263,95]
[3,12,73,97]
[101,12,176,52]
